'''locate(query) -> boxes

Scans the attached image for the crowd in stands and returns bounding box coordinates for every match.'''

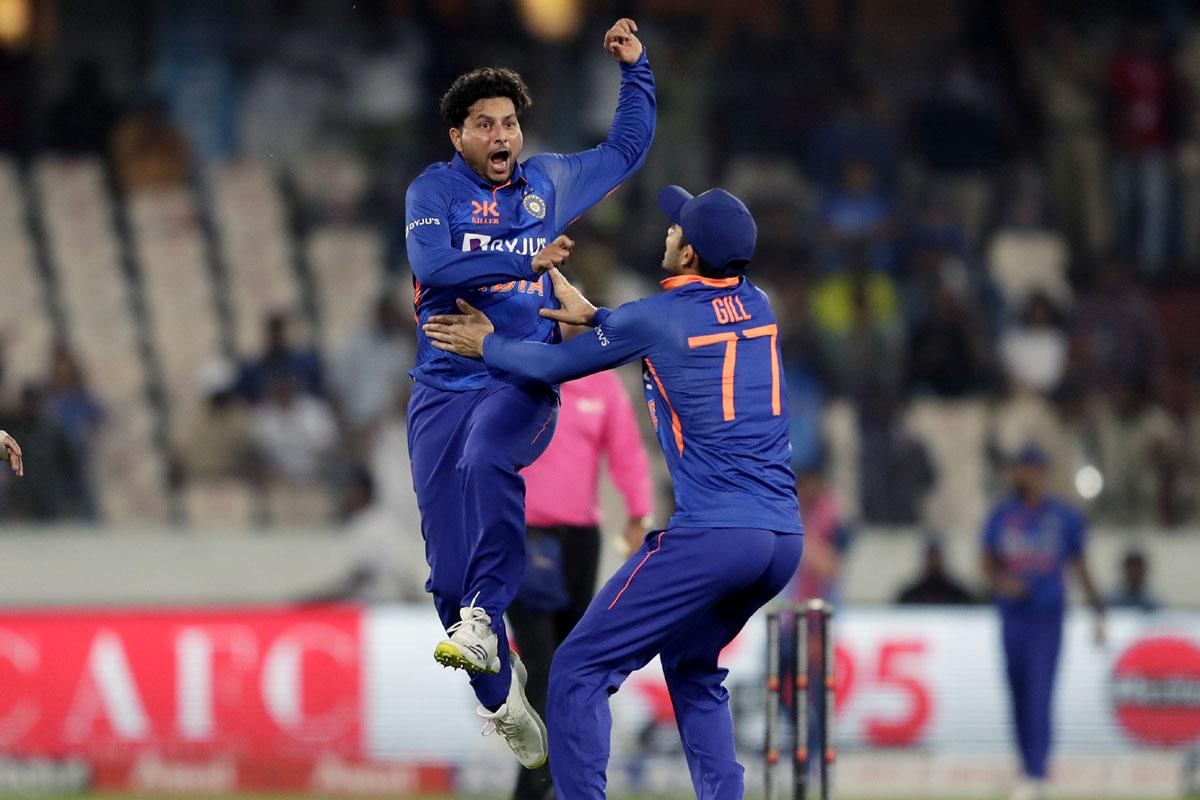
[0,1,1198,550]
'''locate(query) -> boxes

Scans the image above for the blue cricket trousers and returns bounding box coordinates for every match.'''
[1001,609,1063,780]
[547,526,803,800]
[407,380,558,709]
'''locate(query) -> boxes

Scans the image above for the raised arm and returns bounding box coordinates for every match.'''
[529,19,656,233]
[405,178,543,289]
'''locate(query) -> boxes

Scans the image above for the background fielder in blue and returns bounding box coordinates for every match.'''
[425,185,804,800]
[402,18,654,763]
[981,444,1105,800]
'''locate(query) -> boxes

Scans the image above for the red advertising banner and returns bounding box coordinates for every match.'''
[0,607,362,764]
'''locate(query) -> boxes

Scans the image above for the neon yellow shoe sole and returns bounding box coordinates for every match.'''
[433,641,499,673]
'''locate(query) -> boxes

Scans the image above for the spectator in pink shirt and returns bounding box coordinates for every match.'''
[508,369,653,800]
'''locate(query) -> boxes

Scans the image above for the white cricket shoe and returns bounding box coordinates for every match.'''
[434,597,501,673]
[477,651,548,769]
[1009,779,1046,800]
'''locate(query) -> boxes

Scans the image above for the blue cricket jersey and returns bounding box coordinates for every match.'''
[482,274,803,534]
[404,53,656,392]
[982,495,1087,613]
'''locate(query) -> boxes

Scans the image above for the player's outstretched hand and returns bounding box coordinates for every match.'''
[539,268,598,327]
[424,299,495,359]
[0,431,22,477]
[604,18,643,65]
[531,235,574,274]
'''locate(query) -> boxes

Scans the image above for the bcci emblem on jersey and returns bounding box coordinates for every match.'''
[522,193,547,220]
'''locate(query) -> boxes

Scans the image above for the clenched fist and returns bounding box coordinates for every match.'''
[604,18,644,65]
[531,235,574,274]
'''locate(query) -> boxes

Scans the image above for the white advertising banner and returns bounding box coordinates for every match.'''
[365,606,1200,795]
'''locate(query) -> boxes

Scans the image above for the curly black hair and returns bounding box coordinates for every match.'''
[439,67,533,128]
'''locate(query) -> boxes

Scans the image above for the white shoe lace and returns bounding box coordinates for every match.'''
[479,705,523,740]
[446,592,489,636]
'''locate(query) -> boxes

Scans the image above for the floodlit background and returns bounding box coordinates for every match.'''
[0,0,1197,797]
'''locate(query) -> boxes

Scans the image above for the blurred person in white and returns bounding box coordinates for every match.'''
[1106,549,1160,613]
[329,291,413,450]
[43,345,104,520]
[985,190,1071,314]
[250,373,337,487]
[981,444,1105,800]
[1001,293,1067,395]
[994,293,1076,498]
[173,358,254,481]
[301,466,424,604]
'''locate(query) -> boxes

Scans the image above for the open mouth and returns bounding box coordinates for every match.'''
[489,149,511,174]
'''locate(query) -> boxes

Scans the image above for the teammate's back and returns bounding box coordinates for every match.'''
[626,274,799,533]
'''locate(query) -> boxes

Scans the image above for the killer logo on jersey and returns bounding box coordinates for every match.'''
[522,193,547,220]
[1111,636,1200,745]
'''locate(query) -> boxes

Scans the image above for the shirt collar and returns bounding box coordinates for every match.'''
[660,274,742,291]
[450,153,527,188]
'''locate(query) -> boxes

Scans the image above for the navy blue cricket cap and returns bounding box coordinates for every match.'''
[657,185,757,274]
[1011,443,1049,468]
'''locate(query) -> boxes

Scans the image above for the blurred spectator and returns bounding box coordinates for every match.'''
[820,157,896,269]
[1106,19,1179,273]
[1106,549,1160,612]
[1086,379,1179,525]
[111,98,190,192]
[859,394,937,526]
[1027,21,1108,257]
[911,51,1004,244]
[300,466,424,603]
[807,85,898,197]
[985,192,1071,313]
[1068,263,1164,396]
[45,60,121,155]
[329,293,413,445]
[811,252,905,397]
[896,536,976,605]
[172,360,254,481]
[787,461,853,605]
[237,312,323,403]
[250,374,337,485]
[1000,294,1068,395]
[0,385,75,520]
[43,346,104,520]
[907,279,995,398]
[1176,25,1200,262]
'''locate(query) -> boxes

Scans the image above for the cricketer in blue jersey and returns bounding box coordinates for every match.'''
[403,18,655,769]
[981,444,1105,800]
[425,185,804,800]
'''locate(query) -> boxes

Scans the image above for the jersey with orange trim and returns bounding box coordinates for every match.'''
[482,274,802,534]
[404,52,655,392]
